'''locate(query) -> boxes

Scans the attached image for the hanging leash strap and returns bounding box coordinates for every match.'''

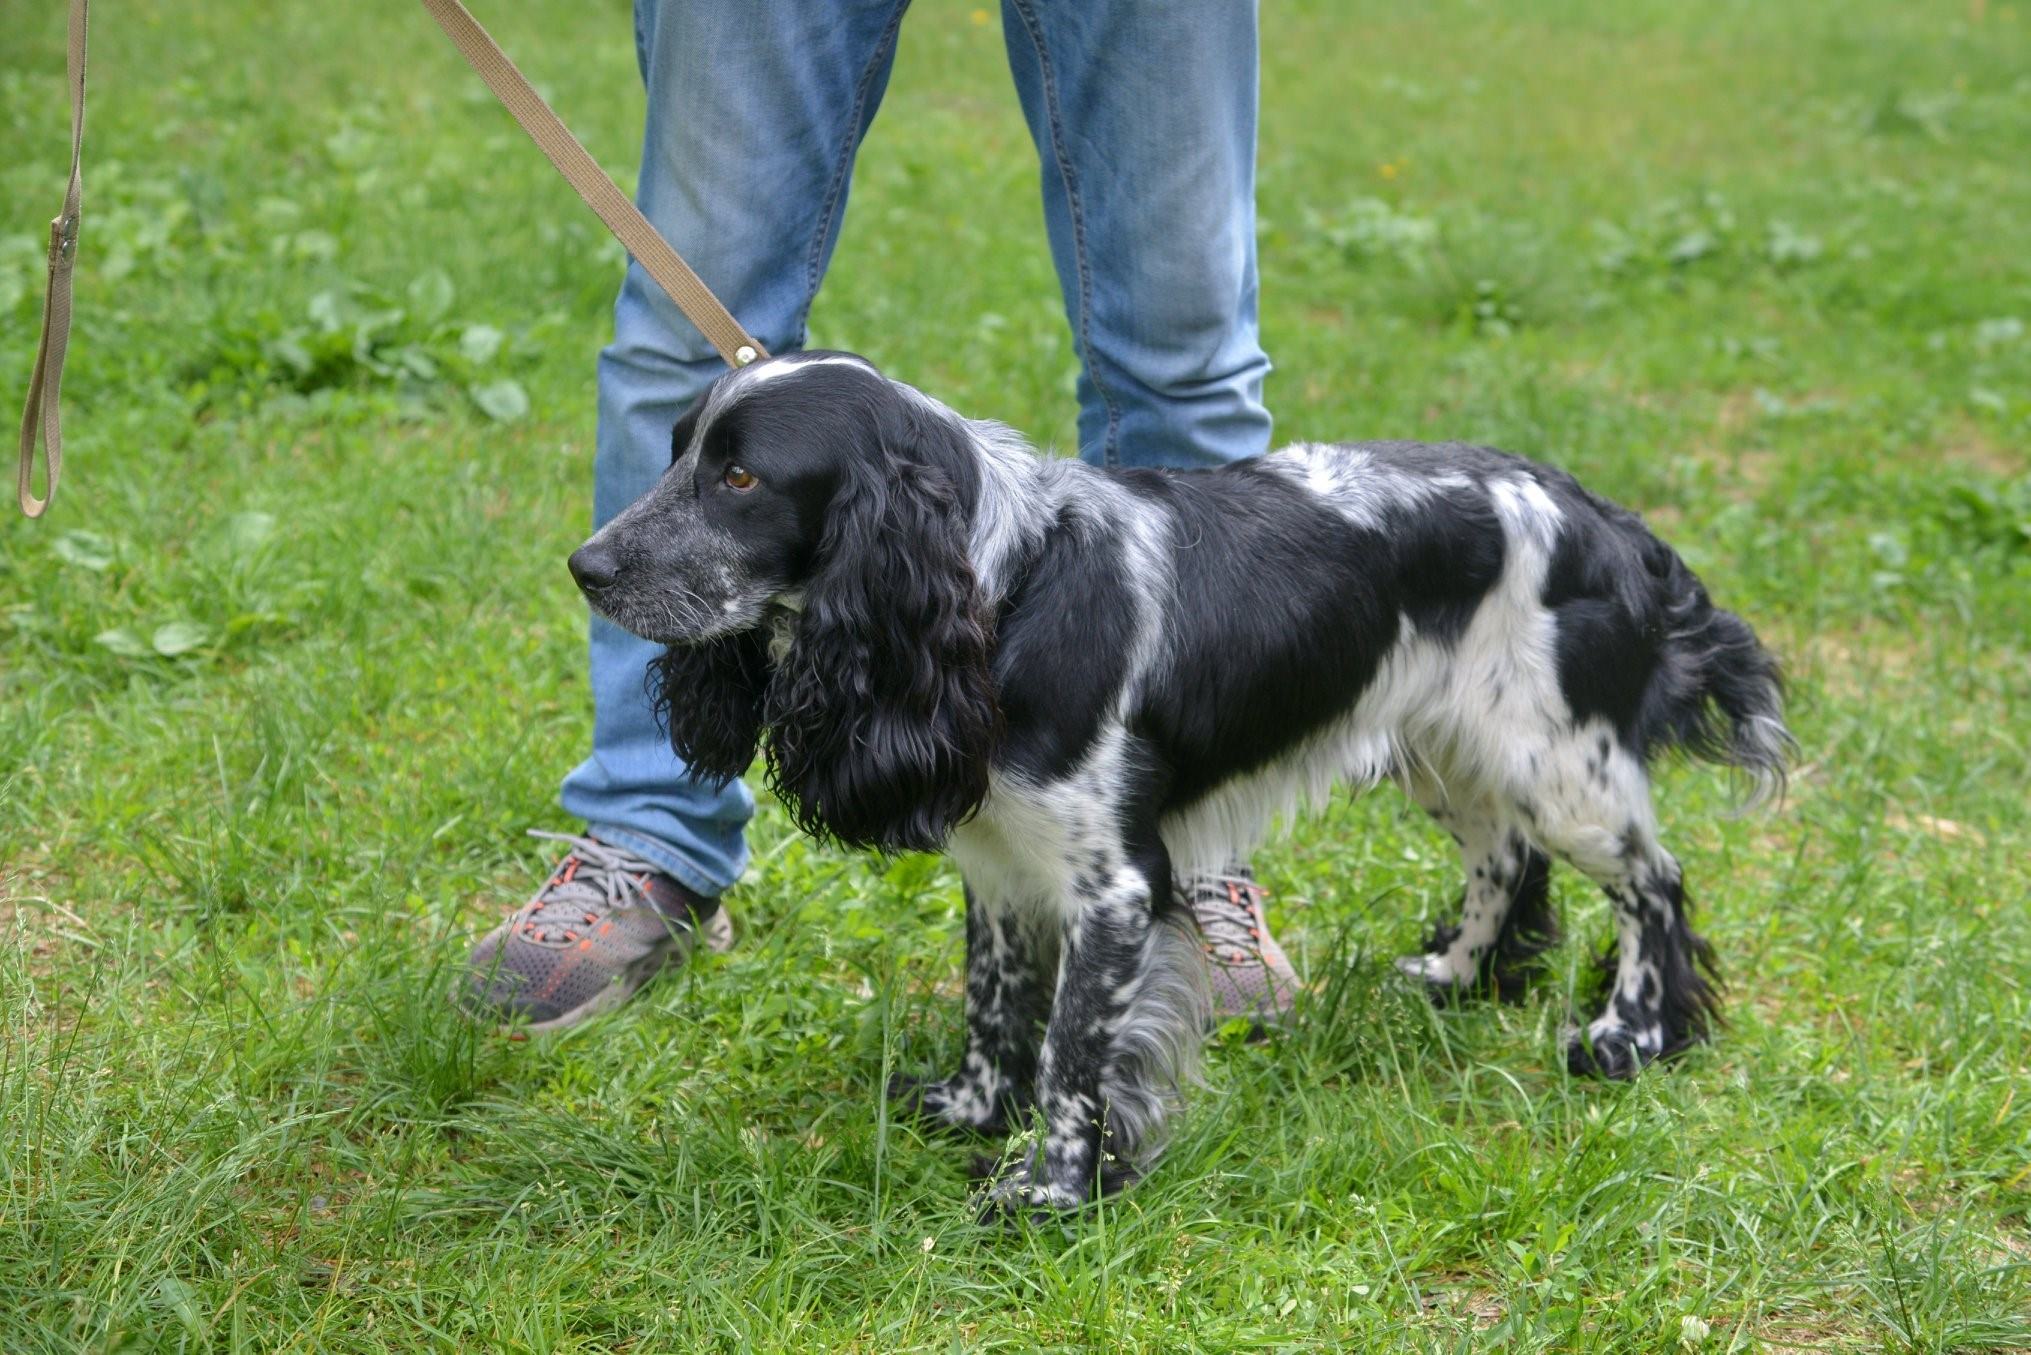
[16,0,88,518]
[416,0,766,370]
[13,0,763,520]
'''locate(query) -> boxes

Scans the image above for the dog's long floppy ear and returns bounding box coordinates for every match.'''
[763,398,1000,852]
[649,632,770,788]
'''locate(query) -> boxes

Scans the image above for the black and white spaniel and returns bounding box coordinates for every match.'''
[568,351,1791,1216]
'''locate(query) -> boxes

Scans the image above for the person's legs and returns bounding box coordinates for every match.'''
[560,0,915,896]
[1001,0,1294,1026]
[470,0,912,1028]
[999,0,1271,471]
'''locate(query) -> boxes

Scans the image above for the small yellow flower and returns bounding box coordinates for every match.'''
[1378,161,1400,181]
[971,8,990,24]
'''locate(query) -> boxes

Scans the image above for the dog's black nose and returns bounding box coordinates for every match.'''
[568,543,618,593]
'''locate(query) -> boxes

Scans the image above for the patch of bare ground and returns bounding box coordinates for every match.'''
[0,854,108,978]
[1721,1291,1880,1351]
[1756,1327,1867,1354]
[1762,616,1926,704]
[1670,386,1830,495]
[1414,1273,1507,1329]
[1695,387,1791,495]
[1925,417,2029,479]
[1995,1226,2031,1265]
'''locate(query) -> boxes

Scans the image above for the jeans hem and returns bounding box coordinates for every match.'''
[586,822,736,899]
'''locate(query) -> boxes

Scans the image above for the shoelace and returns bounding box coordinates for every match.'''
[513,830,664,945]
[1186,871,1268,962]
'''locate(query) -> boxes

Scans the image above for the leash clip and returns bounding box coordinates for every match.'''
[51,212,79,265]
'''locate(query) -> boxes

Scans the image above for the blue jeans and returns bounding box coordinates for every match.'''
[560,0,1272,895]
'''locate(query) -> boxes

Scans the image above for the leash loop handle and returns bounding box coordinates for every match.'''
[416,0,767,369]
[17,0,88,519]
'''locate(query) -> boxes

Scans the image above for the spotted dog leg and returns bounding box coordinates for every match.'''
[1516,739,1720,1079]
[982,862,1203,1219]
[1395,802,1559,1002]
[891,888,1054,1136]
[1565,848,1718,1079]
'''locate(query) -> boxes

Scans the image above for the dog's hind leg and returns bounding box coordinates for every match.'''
[891,887,1055,1135]
[1394,795,1558,1002]
[1517,734,1720,1079]
[1562,841,1718,1079]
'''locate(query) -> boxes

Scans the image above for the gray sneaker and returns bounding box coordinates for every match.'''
[1182,863,1299,1027]
[463,831,734,1033]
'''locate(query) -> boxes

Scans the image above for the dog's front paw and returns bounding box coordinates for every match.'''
[887,1071,1016,1136]
[1564,1020,1662,1080]
[973,1148,1140,1225]
[1395,951,1477,1005]
[976,1162,1088,1225]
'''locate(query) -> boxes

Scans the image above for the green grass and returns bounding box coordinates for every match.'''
[4,0,2029,1349]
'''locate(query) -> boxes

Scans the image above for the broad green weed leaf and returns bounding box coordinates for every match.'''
[460,324,505,365]
[1765,221,1822,268]
[396,345,439,380]
[292,230,340,262]
[470,379,529,423]
[324,123,378,167]
[151,622,211,657]
[307,291,345,333]
[225,611,285,637]
[409,269,455,322]
[264,336,314,378]
[225,511,277,554]
[94,628,149,658]
[1973,316,2024,348]
[52,530,116,571]
[155,1277,205,1339]
[1668,230,1717,265]
[252,196,303,227]
[355,308,405,344]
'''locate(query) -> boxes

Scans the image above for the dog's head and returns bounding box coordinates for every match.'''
[570,352,1000,853]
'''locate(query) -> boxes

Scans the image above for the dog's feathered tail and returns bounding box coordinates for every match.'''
[1636,537,1795,806]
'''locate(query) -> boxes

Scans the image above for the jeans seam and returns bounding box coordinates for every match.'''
[1006,0,1122,466]
[796,0,914,343]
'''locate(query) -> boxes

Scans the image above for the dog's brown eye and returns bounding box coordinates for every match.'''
[723,465,758,491]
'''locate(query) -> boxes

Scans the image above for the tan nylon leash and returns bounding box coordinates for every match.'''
[16,0,88,518]
[415,0,766,370]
